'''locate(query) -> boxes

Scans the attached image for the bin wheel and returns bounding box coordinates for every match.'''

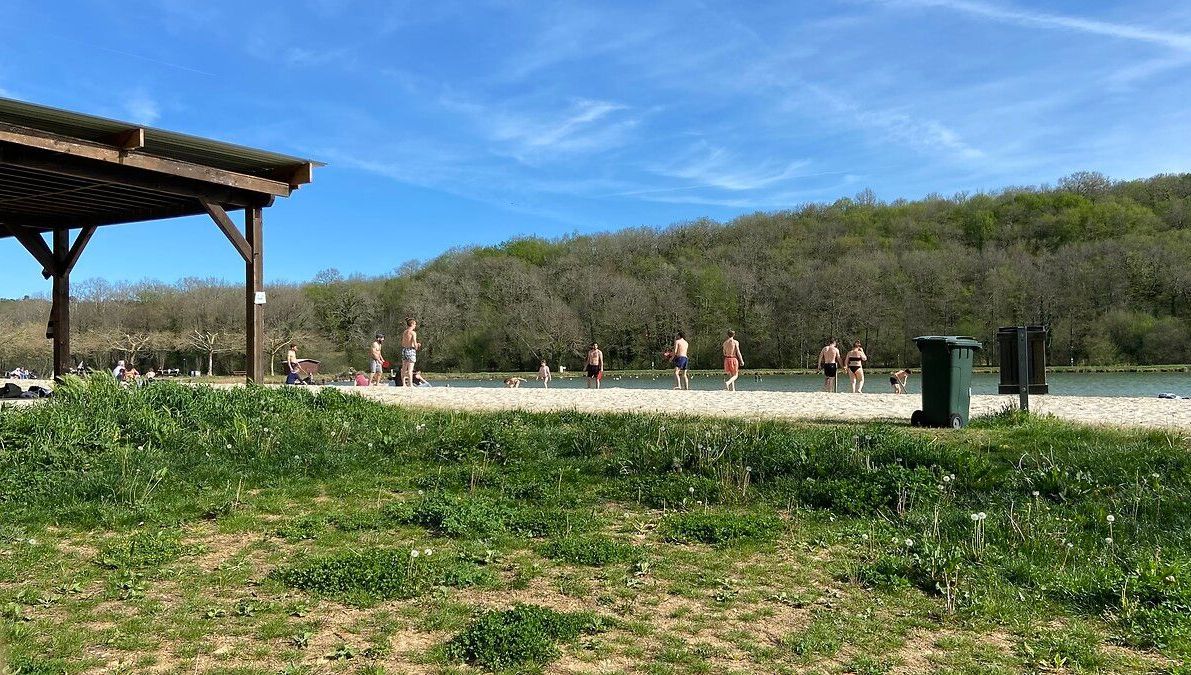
[910,410,924,427]
[949,414,964,430]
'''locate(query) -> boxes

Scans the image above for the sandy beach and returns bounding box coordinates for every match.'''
[337,385,1191,430]
[4,378,1188,429]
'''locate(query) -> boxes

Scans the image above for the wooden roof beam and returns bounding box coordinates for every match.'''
[0,121,292,197]
[0,144,274,209]
[110,127,145,151]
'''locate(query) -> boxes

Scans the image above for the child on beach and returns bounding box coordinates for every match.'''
[537,360,551,388]
[890,369,911,394]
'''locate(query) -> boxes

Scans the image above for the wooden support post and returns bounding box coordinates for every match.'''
[245,207,264,383]
[52,229,70,378]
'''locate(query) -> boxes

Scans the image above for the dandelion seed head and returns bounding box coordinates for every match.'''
[904,538,914,547]
[137,445,143,451]
[226,443,232,449]
[942,475,951,483]
[745,466,752,473]
[27,538,36,546]
[1106,515,1115,523]
[978,512,987,521]
[410,549,419,558]
[688,487,695,494]
[1032,491,1039,497]
[970,513,979,521]
[1165,575,1176,583]
[1105,537,1113,545]
[861,534,869,541]
[1066,542,1074,548]
[424,548,432,556]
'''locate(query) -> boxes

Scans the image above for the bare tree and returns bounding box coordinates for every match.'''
[187,329,230,376]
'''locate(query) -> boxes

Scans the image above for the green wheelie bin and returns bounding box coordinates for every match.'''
[910,336,983,429]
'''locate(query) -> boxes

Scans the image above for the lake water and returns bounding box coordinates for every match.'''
[385,371,1191,398]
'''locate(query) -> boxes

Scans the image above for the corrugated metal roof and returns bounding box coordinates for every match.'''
[0,96,322,177]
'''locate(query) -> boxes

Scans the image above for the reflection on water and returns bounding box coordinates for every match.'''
[350,371,1191,398]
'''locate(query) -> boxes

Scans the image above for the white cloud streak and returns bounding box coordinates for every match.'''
[891,0,1191,53]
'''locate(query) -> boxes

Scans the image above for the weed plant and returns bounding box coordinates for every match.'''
[444,604,603,670]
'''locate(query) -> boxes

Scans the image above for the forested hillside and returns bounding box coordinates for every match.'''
[2,172,1189,375]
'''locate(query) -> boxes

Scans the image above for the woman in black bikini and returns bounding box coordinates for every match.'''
[845,341,867,393]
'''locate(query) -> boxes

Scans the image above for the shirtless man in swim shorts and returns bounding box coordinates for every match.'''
[585,343,604,389]
[817,339,843,392]
[400,318,420,388]
[672,332,690,390]
[722,330,744,391]
[369,334,385,386]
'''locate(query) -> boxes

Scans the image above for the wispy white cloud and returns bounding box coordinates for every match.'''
[887,0,1191,53]
[655,143,814,191]
[280,46,356,68]
[441,95,639,161]
[123,90,161,124]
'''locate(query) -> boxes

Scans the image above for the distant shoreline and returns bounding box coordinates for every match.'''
[421,364,1191,381]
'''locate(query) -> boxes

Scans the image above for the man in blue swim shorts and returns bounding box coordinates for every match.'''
[672,332,691,390]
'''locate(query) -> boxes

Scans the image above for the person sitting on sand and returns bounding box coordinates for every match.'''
[112,360,126,382]
[672,332,690,390]
[817,339,843,393]
[890,369,911,394]
[537,360,551,388]
[722,330,744,391]
[586,343,604,389]
[845,341,867,393]
[413,370,431,387]
[504,376,525,388]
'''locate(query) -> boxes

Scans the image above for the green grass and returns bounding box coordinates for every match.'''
[0,378,1187,672]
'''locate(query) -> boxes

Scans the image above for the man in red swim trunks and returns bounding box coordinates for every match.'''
[722,330,744,391]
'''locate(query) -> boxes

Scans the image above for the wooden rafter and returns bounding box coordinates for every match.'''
[0,121,292,197]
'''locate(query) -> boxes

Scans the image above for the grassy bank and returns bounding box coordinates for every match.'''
[0,379,1188,673]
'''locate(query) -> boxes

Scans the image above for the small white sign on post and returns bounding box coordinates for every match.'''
[254,291,267,305]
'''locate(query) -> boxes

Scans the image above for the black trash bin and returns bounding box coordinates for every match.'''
[997,326,1048,394]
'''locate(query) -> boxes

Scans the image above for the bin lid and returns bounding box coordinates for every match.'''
[913,335,983,350]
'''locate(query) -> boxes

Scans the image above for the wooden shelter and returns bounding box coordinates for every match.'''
[0,97,320,381]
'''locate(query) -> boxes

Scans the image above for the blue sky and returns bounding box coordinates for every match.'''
[2,0,1190,297]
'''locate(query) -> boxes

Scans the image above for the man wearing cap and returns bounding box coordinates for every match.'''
[369,333,385,386]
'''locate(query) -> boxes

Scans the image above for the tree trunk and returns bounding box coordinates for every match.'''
[207,351,214,377]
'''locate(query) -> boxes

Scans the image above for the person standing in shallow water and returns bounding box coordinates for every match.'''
[672,332,690,390]
[845,340,867,393]
[585,343,604,389]
[722,330,744,391]
[817,339,843,392]
[537,360,551,388]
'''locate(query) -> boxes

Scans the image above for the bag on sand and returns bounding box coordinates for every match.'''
[27,385,52,398]
[0,382,23,399]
